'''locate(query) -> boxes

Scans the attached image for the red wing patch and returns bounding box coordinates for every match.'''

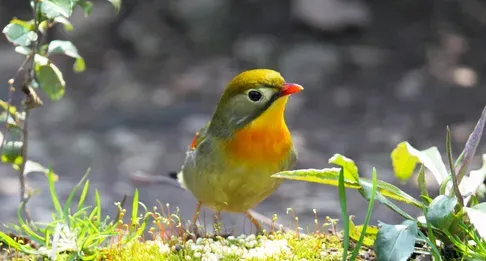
[190,131,199,150]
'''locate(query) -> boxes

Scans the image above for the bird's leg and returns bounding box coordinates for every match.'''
[245,211,263,235]
[191,202,202,238]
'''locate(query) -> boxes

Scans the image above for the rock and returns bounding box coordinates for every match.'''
[278,43,341,87]
[395,69,425,101]
[291,0,371,31]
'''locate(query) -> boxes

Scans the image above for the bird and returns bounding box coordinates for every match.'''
[177,69,303,235]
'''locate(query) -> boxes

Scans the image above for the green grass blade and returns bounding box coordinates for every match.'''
[131,188,139,227]
[64,168,91,218]
[350,167,377,260]
[417,230,442,261]
[95,189,101,220]
[338,168,350,261]
[446,126,464,206]
[16,202,44,244]
[78,179,90,210]
[0,231,39,255]
[48,167,63,217]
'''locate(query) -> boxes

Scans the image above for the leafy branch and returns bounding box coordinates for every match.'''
[1,0,120,222]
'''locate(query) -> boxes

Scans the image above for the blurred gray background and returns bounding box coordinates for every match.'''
[0,0,486,234]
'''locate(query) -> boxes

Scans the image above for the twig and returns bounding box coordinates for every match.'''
[18,109,31,222]
[17,0,44,222]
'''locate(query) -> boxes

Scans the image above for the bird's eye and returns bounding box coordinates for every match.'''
[247,90,262,102]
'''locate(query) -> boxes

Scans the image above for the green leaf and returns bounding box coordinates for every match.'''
[359,178,423,208]
[53,16,73,31]
[272,168,361,188]
[329,153,359,182]
[0,111,18,127]
[15,46,32,56]
[0,100,18,116]
[391,141,448,184]
[47,40,85,72]
[35,56,66,100]
[465,203,486,240]
[374,220,418,261]
[359,181,415,220]
[39,0,74,19]
[2,20,37,46]
[349,217,378,247]
[1,141,23,164]
[426,195,457,229]
[106,0,121,14]
[77,0,94,16]
[23,160,59,180]
[273,167,423,208]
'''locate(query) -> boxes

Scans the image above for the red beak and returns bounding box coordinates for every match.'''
[280,83,304,96]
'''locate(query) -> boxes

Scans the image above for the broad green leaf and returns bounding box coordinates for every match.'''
[391,141,448,184]
[329,153,359,182]
[2,20,37,46]
[0,100,17,116]
[465,203,486,240]
[35,57,66,100]
[1,141,23,164]
[360,181,415,220]
[359,178,423,208]
[23,160,59,180]
[38,20,49,34]
[77,0,93,16]
[272,168,361,188]
[39,0,74,19]
[15,46,32,56]
[274,167,423,208]
[349,217,378,247]
[426,195,457,229]
[107,0,121,14]
[47,40,85,72]
[374,220,418,261]
[459,154,486,205]
[53,16,73,31]
[0,111,18,127]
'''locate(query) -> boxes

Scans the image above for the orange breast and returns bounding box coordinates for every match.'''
[226,125,292,163]
[224,96,293,164]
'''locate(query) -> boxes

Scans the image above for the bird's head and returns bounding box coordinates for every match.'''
[209,69,303,137]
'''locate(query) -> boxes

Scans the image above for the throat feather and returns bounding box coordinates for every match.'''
[225,97,292,163]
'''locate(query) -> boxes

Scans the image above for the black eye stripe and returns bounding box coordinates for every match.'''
[248,90,262,101]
